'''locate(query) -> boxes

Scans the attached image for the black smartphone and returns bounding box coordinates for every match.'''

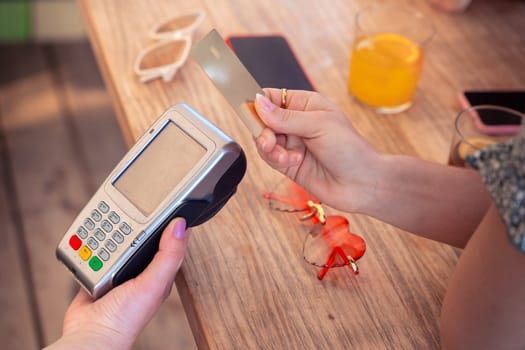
[459,90,524,134]
[226,35,315,91]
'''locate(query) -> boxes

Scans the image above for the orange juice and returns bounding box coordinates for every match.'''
[348,33,423,111]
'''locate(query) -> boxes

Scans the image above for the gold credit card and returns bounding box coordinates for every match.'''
[191,29,265,137]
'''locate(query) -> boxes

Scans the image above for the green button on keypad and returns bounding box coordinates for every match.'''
[89,256,103,271]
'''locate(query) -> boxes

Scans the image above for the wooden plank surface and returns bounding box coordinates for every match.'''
[76,0,525,348]
[50,42,197,350]
[0,42,196,349]
[0,104,39,350]
[0,44,80,346]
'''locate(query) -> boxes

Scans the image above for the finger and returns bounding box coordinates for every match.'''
[275,134,287,148]
[74,219,189,309]
[137,218,190,298]
[256,140,302,170]
[97,219,190,336]
[255,128,277,153]
[262,88,326,111]
[65,287,93,313]
[256,126,303,164]
[254,93,324,138]
[256,128,300,154]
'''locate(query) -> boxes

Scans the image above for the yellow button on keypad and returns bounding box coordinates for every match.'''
[79,246,92,261]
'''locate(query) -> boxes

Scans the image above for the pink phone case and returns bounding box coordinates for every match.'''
[458,93,522,135]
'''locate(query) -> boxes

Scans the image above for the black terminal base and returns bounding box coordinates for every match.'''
[112,151,246,288]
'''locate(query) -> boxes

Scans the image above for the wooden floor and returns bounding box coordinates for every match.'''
[0,42,196,349]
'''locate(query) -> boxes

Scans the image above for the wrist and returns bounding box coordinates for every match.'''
[349,151,392,215]
[330,148,388,215]
[350,152,439,219]
[356,153,420,217]
[46,327,134,350]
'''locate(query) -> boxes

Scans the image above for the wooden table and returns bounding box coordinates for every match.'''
[76,0,525,348]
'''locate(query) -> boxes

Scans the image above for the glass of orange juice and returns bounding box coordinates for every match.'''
[348,6,435,114]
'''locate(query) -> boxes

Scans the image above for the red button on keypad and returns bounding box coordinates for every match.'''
[69,235,82,250]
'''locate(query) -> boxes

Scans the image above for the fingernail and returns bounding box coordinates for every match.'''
[256,93,275,113]
[256,136,266,151]
[172,219,189,240]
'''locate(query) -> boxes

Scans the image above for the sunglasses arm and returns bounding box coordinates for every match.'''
[137,66,178,83]
[161,67,178,82]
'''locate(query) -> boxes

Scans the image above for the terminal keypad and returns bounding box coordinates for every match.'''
[68,201,133,272]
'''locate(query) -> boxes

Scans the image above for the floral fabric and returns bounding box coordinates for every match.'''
[466,128,525,253]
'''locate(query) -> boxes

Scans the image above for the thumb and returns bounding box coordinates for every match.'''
[137,217,190,296]
[69,218,191,343]
[254,93,318,137]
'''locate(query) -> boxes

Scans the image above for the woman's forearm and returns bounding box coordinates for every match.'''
[362,154,492,247]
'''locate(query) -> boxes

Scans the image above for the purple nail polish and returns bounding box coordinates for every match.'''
[173,219,188,240]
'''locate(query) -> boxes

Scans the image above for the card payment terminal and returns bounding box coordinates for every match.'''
[56,104,246,298]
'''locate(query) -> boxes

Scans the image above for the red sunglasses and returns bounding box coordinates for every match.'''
[263,178,366,280]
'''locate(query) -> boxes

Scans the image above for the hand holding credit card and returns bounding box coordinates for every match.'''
[191,29,265,137]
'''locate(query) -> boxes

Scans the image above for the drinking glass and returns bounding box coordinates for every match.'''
[448,105,524,167]
[347,5,435,114]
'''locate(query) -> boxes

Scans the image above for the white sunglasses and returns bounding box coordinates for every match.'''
[134,9,205,83]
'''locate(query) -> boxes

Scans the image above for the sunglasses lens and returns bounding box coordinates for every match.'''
[139,40,188,70]
[156,12,202,34]
[303,216,366,267]
[265,178,321,219]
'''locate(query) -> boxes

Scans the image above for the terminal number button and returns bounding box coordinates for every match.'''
[112,230,124,244]
[97,201,110,214]
[119,222,132,235]
[108,211,120,224]
[94,228,106,241]
[84,218,95,231]
[87,237,99,250]
[101,220,113,233]
[105,239,117,252]
[77,226,88,239]
[98,248,110,261]
[91,209,102,222]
